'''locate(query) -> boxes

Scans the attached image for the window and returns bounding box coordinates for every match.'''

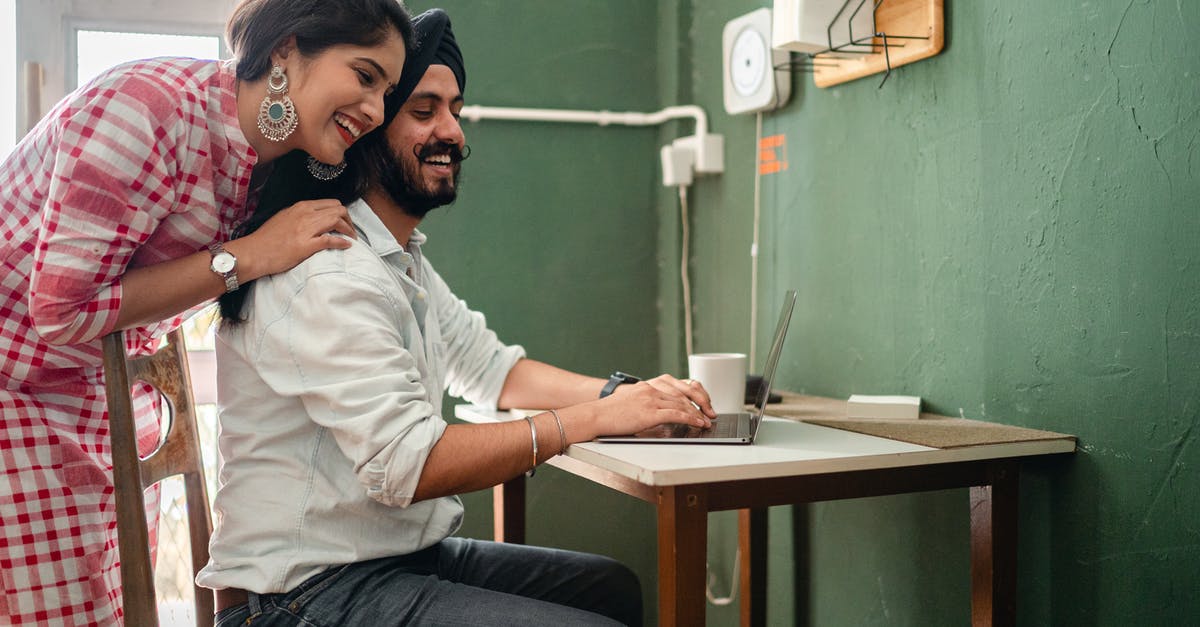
[73,29,221,88]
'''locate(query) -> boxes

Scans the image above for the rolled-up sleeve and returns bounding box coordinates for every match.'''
[251,264,443,508]
[424,264,525,408]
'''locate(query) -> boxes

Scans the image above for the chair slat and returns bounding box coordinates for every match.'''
[103,329,215,627]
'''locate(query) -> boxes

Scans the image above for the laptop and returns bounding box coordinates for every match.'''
[596,289,797,444]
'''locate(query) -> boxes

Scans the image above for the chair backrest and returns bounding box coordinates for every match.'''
[102,329,214,627]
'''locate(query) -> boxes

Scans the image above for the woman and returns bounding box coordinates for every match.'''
[0,0,412,623]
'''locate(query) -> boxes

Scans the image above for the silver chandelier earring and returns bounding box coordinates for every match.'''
[306,156,346,180]
[257,65,298,142]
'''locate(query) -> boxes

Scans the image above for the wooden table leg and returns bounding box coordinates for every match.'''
[970,463,1019,627]
[657,485,709,627]
[739,508,768,627]
[494,475,526,544]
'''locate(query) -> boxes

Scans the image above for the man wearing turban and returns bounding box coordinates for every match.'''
[198,9,714,626]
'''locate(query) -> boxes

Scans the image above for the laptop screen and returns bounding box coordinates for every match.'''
[752,290,797,419]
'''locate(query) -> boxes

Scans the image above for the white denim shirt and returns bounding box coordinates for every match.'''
[197,200,525,593]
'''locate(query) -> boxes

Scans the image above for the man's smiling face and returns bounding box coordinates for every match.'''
[378,65,466,216]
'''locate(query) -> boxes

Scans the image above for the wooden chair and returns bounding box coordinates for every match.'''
[102,329,214,627]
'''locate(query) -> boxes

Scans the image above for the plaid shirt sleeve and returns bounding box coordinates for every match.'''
[28,74,185,345]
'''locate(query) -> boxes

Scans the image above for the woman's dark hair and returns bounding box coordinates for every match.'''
[217,147,370,323]
[227,0,414,81]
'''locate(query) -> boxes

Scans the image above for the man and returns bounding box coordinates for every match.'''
[198,9,714,626]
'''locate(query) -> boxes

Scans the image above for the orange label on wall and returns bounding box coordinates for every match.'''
[758,134,788,175]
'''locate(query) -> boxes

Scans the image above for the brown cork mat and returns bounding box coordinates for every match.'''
[760,393,1075,450]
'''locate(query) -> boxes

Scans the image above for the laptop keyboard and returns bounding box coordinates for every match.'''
[708,416,742,437]
[670,415,743,438]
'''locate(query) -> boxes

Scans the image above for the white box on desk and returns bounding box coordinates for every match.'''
[846,394,922,420]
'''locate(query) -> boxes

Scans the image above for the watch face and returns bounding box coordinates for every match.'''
[211,252,236,274]
[613,371,640,384]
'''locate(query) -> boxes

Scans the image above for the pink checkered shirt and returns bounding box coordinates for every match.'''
[0,57,255,625]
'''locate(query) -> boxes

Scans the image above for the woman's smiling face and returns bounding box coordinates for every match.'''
[280,32,407,165]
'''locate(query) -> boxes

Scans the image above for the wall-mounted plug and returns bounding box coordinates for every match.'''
[674,133,725,175]
[661,133,724,186]
[660,143,695,187]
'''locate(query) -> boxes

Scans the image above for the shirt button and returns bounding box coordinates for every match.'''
[417,292,426,300]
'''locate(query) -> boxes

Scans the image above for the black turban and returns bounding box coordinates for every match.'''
[386,8,465,118]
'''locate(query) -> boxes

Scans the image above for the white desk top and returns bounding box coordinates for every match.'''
[457,405,997,486]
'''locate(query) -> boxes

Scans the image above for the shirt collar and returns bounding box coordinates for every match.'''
[346,199,426,261]
[213,59,258,236]
[216,60,256,167]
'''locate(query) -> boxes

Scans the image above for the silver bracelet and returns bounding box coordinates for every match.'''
[549,409,567,455]
[523,415,538,477]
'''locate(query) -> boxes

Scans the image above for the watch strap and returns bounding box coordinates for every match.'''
[600,371,641,398]
[208,242,240,293]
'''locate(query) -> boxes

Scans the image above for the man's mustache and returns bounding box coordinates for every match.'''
[413,141,470,164]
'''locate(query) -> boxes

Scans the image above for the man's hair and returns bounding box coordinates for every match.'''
[227,0,414,82]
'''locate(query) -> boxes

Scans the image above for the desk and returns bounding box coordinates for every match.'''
[456,395,1075,626]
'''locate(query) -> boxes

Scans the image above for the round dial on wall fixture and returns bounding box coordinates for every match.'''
[722,8,791,115]
[730,25,768,98]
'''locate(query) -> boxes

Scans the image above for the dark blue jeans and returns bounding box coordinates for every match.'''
[213,538,643,626]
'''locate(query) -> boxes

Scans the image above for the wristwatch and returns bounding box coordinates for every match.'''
[207,242,239,293]
[600,371,641,398]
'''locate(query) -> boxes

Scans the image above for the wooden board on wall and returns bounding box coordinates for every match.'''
[813,0,944,88]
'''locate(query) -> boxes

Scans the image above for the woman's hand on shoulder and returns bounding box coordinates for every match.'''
[235,199,356,280]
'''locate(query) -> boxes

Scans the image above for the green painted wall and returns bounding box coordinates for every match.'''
[409,0,1199,625]
[679,0,1200,625]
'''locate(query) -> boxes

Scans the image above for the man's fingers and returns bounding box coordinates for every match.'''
[660,391,711,427]
[643,374,717,418]
[675,378,716,417]
[668,405,711,428]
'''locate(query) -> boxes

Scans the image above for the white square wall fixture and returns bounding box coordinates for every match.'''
[773,0,877,54]
[722,8,791,115]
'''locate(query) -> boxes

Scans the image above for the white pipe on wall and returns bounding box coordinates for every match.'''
[459,104,710,137]
[459,103,724,179]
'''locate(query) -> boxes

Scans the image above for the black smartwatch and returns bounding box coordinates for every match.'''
[600,371,641,398]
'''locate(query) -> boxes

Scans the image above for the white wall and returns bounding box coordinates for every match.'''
[14,0,235,133]
[1,1,15,156]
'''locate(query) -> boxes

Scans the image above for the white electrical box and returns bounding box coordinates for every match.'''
[722,8,791,115]
[772,0,876,54]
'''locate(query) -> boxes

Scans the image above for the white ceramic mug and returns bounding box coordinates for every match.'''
[687,352,747,414]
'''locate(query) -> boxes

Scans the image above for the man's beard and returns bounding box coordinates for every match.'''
[378,141,465,218]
